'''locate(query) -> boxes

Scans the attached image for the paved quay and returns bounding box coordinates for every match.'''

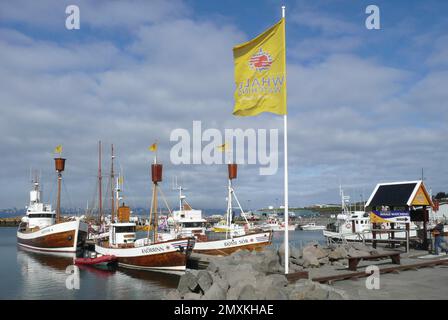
[333,264,448,299]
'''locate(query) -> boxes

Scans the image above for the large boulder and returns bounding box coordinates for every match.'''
[302,253,320,268]
[183,292,202,300]
[304,287,330,300]
[303,244,328,259]
[263,287,289,300]
[290,256,305,266]
[289,263,305,272]
[227,282,248,300]
[202,282,226,300]
[197,270,213,293]
[238,284,258,300]
[328,246,348,260]
[177,271,199,295]
[207,260,219,273]
[220,263,259,288]
[256,274,288,289]
[211,274,229,292]
[279,245,303,260]
[164,290,181,300]
[288,279,316,300]
[288,279,347,300]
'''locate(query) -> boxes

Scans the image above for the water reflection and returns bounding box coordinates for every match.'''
[16,246,178,299]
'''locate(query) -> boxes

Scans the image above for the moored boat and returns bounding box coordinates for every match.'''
[300,222,326,231]
[193,163,271,255]
[95,156,194,272]
[17,157,88,253]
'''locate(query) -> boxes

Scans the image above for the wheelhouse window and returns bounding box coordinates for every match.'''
[29,213,55,218]
[115,226,136,233]
[182,222,204,228]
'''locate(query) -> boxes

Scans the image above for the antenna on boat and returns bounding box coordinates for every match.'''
[98,140,103,224]
[225,163,250,239]
[111,144,115,223]
[173,176,189,211]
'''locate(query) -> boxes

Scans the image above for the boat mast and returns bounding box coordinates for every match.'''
[54,157,66,224]
[98,140,103,224]
[111,144,115,223]
[149,157,163,243]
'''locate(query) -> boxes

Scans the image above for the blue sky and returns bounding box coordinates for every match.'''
[0,0,447,211]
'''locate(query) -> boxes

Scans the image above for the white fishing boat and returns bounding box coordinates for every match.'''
[192,164,272,255]
[17,158,88,253]
[323,186,418,242]
[168,184,207,238]
[95,159,194,272]
[95,221,194,272]
[260,218,297,232]
[300,222,326,231]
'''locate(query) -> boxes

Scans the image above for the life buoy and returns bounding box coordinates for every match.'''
[345,223,351,229]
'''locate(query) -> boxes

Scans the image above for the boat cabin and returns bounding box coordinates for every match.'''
[171,209,206,237]
[108,222,136,247]
[19,183,55,231]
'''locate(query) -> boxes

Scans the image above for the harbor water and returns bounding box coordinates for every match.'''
[0,227,324,299]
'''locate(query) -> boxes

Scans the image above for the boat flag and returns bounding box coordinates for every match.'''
[148,143,158,152]
[232,17,286,116]
[54,145,62,154]
[231,6,290,274]
[217,142,229,152]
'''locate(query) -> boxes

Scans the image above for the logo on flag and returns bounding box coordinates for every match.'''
[249,48,273,72]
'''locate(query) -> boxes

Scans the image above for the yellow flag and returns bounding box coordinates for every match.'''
[217,143,228,152]
[148,143,157,152]
[54,145,62,154]
[118,176,124,185]
[233,18,286,117]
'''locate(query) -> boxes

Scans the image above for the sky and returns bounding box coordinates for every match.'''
[0,0,447,212]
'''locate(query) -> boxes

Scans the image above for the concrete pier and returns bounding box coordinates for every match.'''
[0,217,21,227]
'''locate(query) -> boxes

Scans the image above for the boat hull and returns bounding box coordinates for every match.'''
[193,232,272,256]
[95,238,194,272]
[301,226,326,231]
[17,220,88,253]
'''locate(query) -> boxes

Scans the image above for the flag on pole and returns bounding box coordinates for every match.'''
[233,18,286,117]
[54,145,62,154]
[217,143,229,152]
[231,8,290,275]
[148,143,158,152]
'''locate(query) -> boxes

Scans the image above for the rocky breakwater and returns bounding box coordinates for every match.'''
[164,241,385,300]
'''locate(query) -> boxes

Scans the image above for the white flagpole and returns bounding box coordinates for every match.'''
[282,5,289,275]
